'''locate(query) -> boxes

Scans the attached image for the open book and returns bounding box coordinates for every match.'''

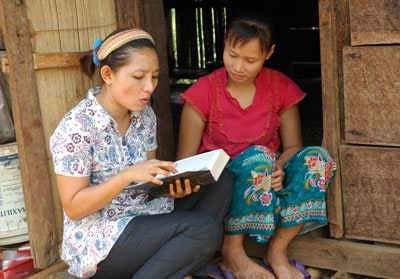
[128,149,230,196]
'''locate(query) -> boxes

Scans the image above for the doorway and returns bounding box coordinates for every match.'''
[164,0,323,147]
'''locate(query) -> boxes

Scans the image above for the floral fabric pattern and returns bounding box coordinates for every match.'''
[224,145,336,244]
[49,87,174,278]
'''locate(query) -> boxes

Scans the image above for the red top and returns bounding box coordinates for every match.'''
[180,67,306,158]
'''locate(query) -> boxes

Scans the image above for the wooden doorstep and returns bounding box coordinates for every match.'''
[245,235,400,278]
[30,235,400,278]
[27,262,73,279]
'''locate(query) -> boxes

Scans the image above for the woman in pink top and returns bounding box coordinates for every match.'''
[177,16,336,279]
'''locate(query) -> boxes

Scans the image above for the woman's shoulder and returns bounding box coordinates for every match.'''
[193,67,226,85]
[54,93,101,134]
[261,67,292,80]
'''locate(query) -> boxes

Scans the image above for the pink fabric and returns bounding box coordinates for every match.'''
[180,67,306,158]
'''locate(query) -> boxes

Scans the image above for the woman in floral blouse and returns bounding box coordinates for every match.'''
[49,28,233,279]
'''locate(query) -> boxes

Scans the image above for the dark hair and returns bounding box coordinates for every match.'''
[224,16,275,55]
[80,28,157,79]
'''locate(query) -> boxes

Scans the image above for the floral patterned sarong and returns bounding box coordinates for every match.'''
[224,145,336,243]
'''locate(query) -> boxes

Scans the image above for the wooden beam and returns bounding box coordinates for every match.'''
[0,0,59,269]
[33,52,81,70]
[245,235,400,278]
[3,52,83,71]
[114,0,175,161]
[318,0,348,238]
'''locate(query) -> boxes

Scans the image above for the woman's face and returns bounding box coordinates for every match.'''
[223,38,271,85]
[108,47,160,112]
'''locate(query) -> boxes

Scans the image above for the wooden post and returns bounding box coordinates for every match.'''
[318,0,348,238]
[0,0,59,268]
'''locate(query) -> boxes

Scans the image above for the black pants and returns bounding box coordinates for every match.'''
[93,169,234,279]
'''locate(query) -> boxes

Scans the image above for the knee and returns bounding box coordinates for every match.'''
[220,169,234,198]
[195,214,223,253]
[206,169,234,203]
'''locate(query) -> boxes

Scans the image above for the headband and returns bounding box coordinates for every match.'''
[93,29,155,66]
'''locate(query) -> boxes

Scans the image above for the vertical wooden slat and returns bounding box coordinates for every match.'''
[202,6,214,63]
[318,0,349,238]
[115,0,175,161]
[115,0,142,28]
[0,0,59,268]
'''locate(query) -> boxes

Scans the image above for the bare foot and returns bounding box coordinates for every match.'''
[221,248,275,279]
[266,253,304,279]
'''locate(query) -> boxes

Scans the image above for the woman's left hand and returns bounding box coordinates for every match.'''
[271,164,285,192]
[168,178,200,198]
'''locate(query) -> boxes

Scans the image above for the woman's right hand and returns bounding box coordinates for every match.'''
[125,159,178,185]
[168,178,200,198]
[271,163,285,192]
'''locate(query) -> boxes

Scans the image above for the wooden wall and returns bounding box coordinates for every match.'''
[340,0,400,246]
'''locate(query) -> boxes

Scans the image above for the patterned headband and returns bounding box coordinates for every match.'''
[93,29,155,66]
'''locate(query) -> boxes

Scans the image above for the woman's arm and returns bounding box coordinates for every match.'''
[277,104,303,166]
[176,103,206,160]
[57,159,177,220]
[270,104,303,192]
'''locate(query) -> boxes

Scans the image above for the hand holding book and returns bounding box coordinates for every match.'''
[128,149,230,197]
[166,177,201,198]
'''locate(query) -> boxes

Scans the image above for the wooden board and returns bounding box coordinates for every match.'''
[348,0,400,46]
[245,235,400,278]
[318,0,348,238]
[340,145,400,244]
[0,0,59,269]
[343,46,400,146]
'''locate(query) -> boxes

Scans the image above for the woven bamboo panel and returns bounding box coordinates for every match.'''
[25,0,117,245]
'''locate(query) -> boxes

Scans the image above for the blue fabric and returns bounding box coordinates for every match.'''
[93,38,104,66]
[224,145,336,243]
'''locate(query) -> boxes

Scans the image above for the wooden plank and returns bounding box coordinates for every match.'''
[245,235,400,278]
[318,0,348,238]
[115,0,175,161]
[348,0,400,46]
[343,46,400,146]
[339,145,400,244]
[0,26,4,49]
[4,52,83,71]
[114,0,142,28]
[0,0,59,269]
[33,52,81,69]
[27,262,69,279]
[0,51,11,111]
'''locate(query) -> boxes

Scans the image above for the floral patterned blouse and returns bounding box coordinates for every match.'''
[49,87,174,278]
